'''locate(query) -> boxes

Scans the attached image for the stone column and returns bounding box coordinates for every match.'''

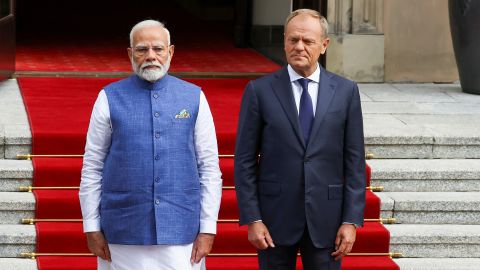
[326,0,385,82]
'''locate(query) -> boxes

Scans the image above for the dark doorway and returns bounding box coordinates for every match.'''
[251,0,328,67]
[15,0,240,48]
[0,0,15,80]
[292,0,327,14]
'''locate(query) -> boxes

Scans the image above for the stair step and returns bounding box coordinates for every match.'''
[0,191,391,224]
[0,192,35,224]
[0,160,33,179]
[0,79,31,160]
[0,160,33,191]
[0,225,35,257]
[369,159,480,192]
[3,125,31,160]
[375,192,394,219]
[0,258,37,270]
[393,258,480,270]
[359,83,480,159]
[364,121,480,159]
[386,224,480,258]
[3,224,480,259]
[383,192,480,224]
[0,179,32,193]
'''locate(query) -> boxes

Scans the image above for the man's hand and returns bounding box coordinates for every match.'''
[331,224,356,260]
[248,221,275,250]
[86,231,111,262]
[191,233,215,264]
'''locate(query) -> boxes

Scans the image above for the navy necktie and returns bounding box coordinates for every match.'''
[297,78,314,145]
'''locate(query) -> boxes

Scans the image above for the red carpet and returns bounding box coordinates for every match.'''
[30,156,379,221]
[32,158,82,187]
[37,256,399,270]
[18,77,398,269]
[16,41,280,73]
[366,164,372,186]
[35,222,389,255]
[32,188,380,221]
[19,77,247,155]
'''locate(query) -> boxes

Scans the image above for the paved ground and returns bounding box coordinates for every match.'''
[360,83,480,142]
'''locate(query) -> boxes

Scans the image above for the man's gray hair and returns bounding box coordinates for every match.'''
[129,20,171,47]
[285,9,329,38]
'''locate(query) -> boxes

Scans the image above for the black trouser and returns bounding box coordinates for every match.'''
[258,227,341,270]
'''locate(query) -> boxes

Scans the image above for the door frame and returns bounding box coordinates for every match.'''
[0,0,16,80]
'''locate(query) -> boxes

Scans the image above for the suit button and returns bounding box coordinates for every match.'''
[155,199,160,205]
[155,177,160,183]
[153,94,159,99]
[154,112,160,117]
[304,157,310,163]
[155,132,160,138]
[154,155,160,160]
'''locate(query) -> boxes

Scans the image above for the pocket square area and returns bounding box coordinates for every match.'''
[175,109,191,119]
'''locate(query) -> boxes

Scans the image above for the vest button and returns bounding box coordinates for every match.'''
[155,177,160,183]
[155,132,160,138]
[154,155,160,160]
[153,94,159,99]
[155,199,160,205]
[154,112,160,118]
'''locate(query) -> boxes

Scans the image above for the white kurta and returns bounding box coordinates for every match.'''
[79,88,222,269]
[98,243,205,270]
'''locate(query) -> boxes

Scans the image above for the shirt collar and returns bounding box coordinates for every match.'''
[287,63,320,84]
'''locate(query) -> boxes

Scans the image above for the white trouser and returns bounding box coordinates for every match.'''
[98,243,205,270]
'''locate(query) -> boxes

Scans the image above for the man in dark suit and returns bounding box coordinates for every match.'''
[234,9,366,270]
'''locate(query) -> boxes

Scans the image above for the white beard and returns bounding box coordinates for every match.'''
[131,56,171,82]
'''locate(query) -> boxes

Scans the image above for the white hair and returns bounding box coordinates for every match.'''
[129,20,171,47]
[285,9,329,38]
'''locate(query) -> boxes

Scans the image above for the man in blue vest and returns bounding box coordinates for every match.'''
[79,20,222,269]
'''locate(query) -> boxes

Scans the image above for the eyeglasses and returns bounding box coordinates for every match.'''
[132,46,169,56]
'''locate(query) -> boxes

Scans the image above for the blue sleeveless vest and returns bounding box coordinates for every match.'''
[101,75,201,245]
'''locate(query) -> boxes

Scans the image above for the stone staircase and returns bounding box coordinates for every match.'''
[1,79,480,269]
[0,79,36,269]
[362,83,480,269]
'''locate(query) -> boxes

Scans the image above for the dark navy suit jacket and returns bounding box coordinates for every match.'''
[234,66,366,248]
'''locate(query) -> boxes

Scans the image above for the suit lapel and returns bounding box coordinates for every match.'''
[308,67,337,147]
[271,68,306,149]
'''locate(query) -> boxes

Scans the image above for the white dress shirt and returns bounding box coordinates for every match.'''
[287,63,320,116]
[79,89,223,235]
